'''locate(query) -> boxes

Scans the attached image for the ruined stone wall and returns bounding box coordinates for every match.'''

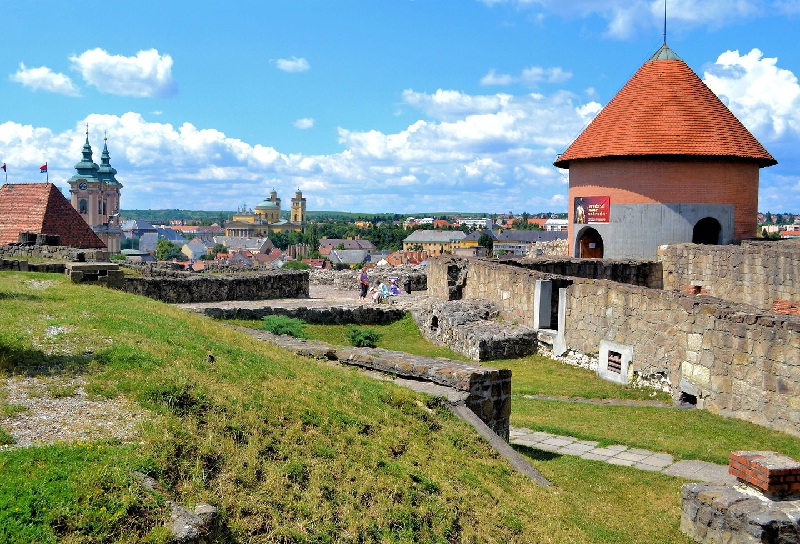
[0,244,108,262]
[564,279,800,437]
[659,241,800,310]
[512,258,662,288]
[121,271,308,303]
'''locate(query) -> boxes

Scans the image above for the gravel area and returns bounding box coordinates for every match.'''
[0,375,146,451]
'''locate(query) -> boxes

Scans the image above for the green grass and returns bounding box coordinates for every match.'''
[495,354,672,402]
[305,314,472,360]
[510,398,800,465]
[4,271,800,543]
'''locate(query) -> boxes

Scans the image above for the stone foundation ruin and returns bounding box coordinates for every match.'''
[424,241,800,437]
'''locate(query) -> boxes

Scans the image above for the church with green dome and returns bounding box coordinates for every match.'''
[224,189,306,237]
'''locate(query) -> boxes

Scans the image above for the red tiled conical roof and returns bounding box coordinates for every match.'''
[554,45,776,169]
[0,183,106,248]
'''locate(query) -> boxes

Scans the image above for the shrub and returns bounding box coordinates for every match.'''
[346,326,381,348]
[281,260,311,270]
[261,315,307,338]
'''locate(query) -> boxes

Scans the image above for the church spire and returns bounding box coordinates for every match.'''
[97,130,120,185]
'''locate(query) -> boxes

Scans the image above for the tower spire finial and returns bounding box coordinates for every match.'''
[663,0,668,45]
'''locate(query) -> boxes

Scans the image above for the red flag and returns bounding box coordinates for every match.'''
[40,163,47,173]
[1,163,6,172]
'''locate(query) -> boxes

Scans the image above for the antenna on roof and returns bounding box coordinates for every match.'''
[663,0,668,44]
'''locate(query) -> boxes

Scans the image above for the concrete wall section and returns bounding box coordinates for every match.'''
[571,203,734,260]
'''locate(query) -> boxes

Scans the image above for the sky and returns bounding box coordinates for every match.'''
[1,0,800,215]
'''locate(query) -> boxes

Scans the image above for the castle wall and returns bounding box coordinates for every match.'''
[562,279,800,436]
[659,241,800,311]
[427,255,800,436]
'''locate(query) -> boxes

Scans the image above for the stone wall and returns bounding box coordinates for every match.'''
[408,299,538,361]
[309,266,427,292]
[563,279,800,437]
[252,330,512,440]
[0,244,108,262]
[198,304,405,325]
[120,271,308,303]
[512,258,662,289]
[427,257,569,327]
[659,241,800,310]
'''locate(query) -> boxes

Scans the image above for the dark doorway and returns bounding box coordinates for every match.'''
[577,228,604,258]
[692,217,722,245]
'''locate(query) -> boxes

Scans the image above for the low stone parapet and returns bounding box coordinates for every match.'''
[121,270,308,303]
[199,304,405,325]
[246,329,512,441]
[65,262,125,288]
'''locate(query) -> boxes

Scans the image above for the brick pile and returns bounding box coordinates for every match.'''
[729,451,800,498]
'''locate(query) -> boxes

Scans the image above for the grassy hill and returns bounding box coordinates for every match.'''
[0,271,754,543]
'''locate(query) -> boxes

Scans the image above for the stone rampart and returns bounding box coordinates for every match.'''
[659,241,800,310]
[198,304,405,325]
[563,280,800,436]
[120,271,308,303]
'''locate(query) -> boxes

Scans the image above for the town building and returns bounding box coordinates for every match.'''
[554,43,776,259]
[402,229,466,256]
[225,189,306,237]
[67,131,123,253]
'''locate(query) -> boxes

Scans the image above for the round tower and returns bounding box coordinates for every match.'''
[554,44,776,259]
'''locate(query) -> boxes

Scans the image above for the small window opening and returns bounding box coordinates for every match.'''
[679,392,697,406]
[607,350,623,374]
[430,316,439,332]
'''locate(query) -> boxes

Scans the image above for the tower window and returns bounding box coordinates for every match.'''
[79,199,88,214]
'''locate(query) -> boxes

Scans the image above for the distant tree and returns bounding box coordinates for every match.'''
[155,239,183,261]
[478,233,494,254]
[210,243,227,256]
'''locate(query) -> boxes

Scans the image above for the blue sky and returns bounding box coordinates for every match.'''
[2,0,800,215]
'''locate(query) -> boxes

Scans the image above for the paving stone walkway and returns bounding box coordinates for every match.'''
[510,427,737,484]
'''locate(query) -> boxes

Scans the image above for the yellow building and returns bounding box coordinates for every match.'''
[225,189,306,237]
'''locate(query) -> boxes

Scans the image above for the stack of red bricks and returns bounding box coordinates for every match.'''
[729,451,800,498]
[770,300,800,316]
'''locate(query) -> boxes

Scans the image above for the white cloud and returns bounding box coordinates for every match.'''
[481,66,572,87]
[0,86,601,213]
[275,56,310,73]
[9,63,80,96]
[69,48,177,98]
[293,118,315,130]
[703,48,800,141]
[478,0,767,39]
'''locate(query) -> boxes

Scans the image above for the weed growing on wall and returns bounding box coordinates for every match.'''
[261,315,307,338]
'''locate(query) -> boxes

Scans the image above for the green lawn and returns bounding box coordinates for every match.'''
[0,271,695,543]
[4,271,800,543]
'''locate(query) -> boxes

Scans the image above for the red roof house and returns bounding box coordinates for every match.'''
[0,183,106,248]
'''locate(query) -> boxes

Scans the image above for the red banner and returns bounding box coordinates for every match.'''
[574,196,610,224]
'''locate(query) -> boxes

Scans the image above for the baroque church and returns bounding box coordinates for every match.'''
[67,130,123,253]
[224,188,306,237]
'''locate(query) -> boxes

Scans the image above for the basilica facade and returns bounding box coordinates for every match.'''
[224,189,306,237]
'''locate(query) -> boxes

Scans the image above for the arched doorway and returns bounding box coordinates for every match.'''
[692,217,722,245]
[577,227,604,258]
